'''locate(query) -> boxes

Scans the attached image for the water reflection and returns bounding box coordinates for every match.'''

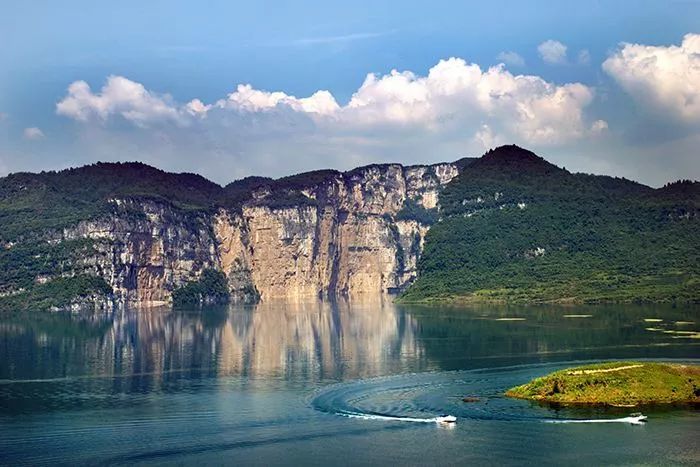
[1,302,698,385]
[0,297,424,385]
[1,301,699,417]
[218,298,422,378]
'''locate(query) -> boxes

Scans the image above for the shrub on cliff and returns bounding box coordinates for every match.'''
[172,269,230,307]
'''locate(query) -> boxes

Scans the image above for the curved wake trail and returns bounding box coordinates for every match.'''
[310,364,677,429]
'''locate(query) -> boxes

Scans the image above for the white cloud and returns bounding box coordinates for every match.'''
[58,60,601,146]
[56,77,341,127]
[496,51,525,67]
[56,76,185,127]
[603,33,700,123]
[538,40,568,64]
[23,127,45,140]
[53,57,607,182]
[216,84,340,115]
[577,49,591,65]
[336,58,599,144]
[185,99,211,117]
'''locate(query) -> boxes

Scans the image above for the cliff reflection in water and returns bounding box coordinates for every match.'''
[218,298,423,378]
[0,297,424,385]
[2,302,697,389]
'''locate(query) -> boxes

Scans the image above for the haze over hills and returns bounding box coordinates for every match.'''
[0,145,697,311]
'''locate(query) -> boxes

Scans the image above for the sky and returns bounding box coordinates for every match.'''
[1,0,699,187]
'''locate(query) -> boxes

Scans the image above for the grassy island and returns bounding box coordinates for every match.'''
[506,362,700,406]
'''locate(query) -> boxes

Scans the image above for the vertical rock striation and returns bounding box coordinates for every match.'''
[53,163,459,305]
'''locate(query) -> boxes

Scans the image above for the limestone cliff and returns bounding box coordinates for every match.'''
[50,163,458,305]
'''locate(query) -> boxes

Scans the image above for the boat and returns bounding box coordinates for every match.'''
[626,413,648,425]
[435,415,457,424]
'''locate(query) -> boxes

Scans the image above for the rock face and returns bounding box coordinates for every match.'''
[56,163,458,305]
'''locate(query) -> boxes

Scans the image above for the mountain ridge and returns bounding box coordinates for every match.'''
[1,145,698,310]
[0,155,461,310]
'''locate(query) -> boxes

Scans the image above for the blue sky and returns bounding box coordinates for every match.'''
[1,0,699,185]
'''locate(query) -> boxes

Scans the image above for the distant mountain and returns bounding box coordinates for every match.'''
[400,145,699,304]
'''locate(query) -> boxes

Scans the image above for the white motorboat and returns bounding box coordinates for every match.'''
[436,415,457,424]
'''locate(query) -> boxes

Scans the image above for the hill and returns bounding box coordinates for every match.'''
[400,145,700,303]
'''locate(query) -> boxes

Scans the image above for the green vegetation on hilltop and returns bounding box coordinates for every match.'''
[0,162,225,243]
[400,145,700,304]
[0,163,344,244]
[506,361,700,405]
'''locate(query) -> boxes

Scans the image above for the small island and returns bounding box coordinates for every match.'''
[506,362,700,406]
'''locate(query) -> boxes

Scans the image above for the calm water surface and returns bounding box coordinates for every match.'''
[0,299,698,465]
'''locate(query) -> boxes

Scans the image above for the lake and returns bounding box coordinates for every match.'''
[0,299,698,465]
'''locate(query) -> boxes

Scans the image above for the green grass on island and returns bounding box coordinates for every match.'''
[506,362,700,406]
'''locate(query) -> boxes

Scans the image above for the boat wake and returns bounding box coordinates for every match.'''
[546,414,647,425]
[310,364,671,428]
[335,410,456,424]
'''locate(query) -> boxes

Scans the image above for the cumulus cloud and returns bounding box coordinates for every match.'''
[50,57,610,182]
[337,59,599,144]
[58,58,602,146]
[217,84,340,115]
[56,76,185,127]
[185,99,211,117]
[496,51,525,67]
[23,127,45,140]
[538,40,568,64]
[56,77,341,127]
[603,33,700,123]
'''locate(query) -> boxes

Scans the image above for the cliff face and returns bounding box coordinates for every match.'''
[60,198,223,306]
[54,163,458,305]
